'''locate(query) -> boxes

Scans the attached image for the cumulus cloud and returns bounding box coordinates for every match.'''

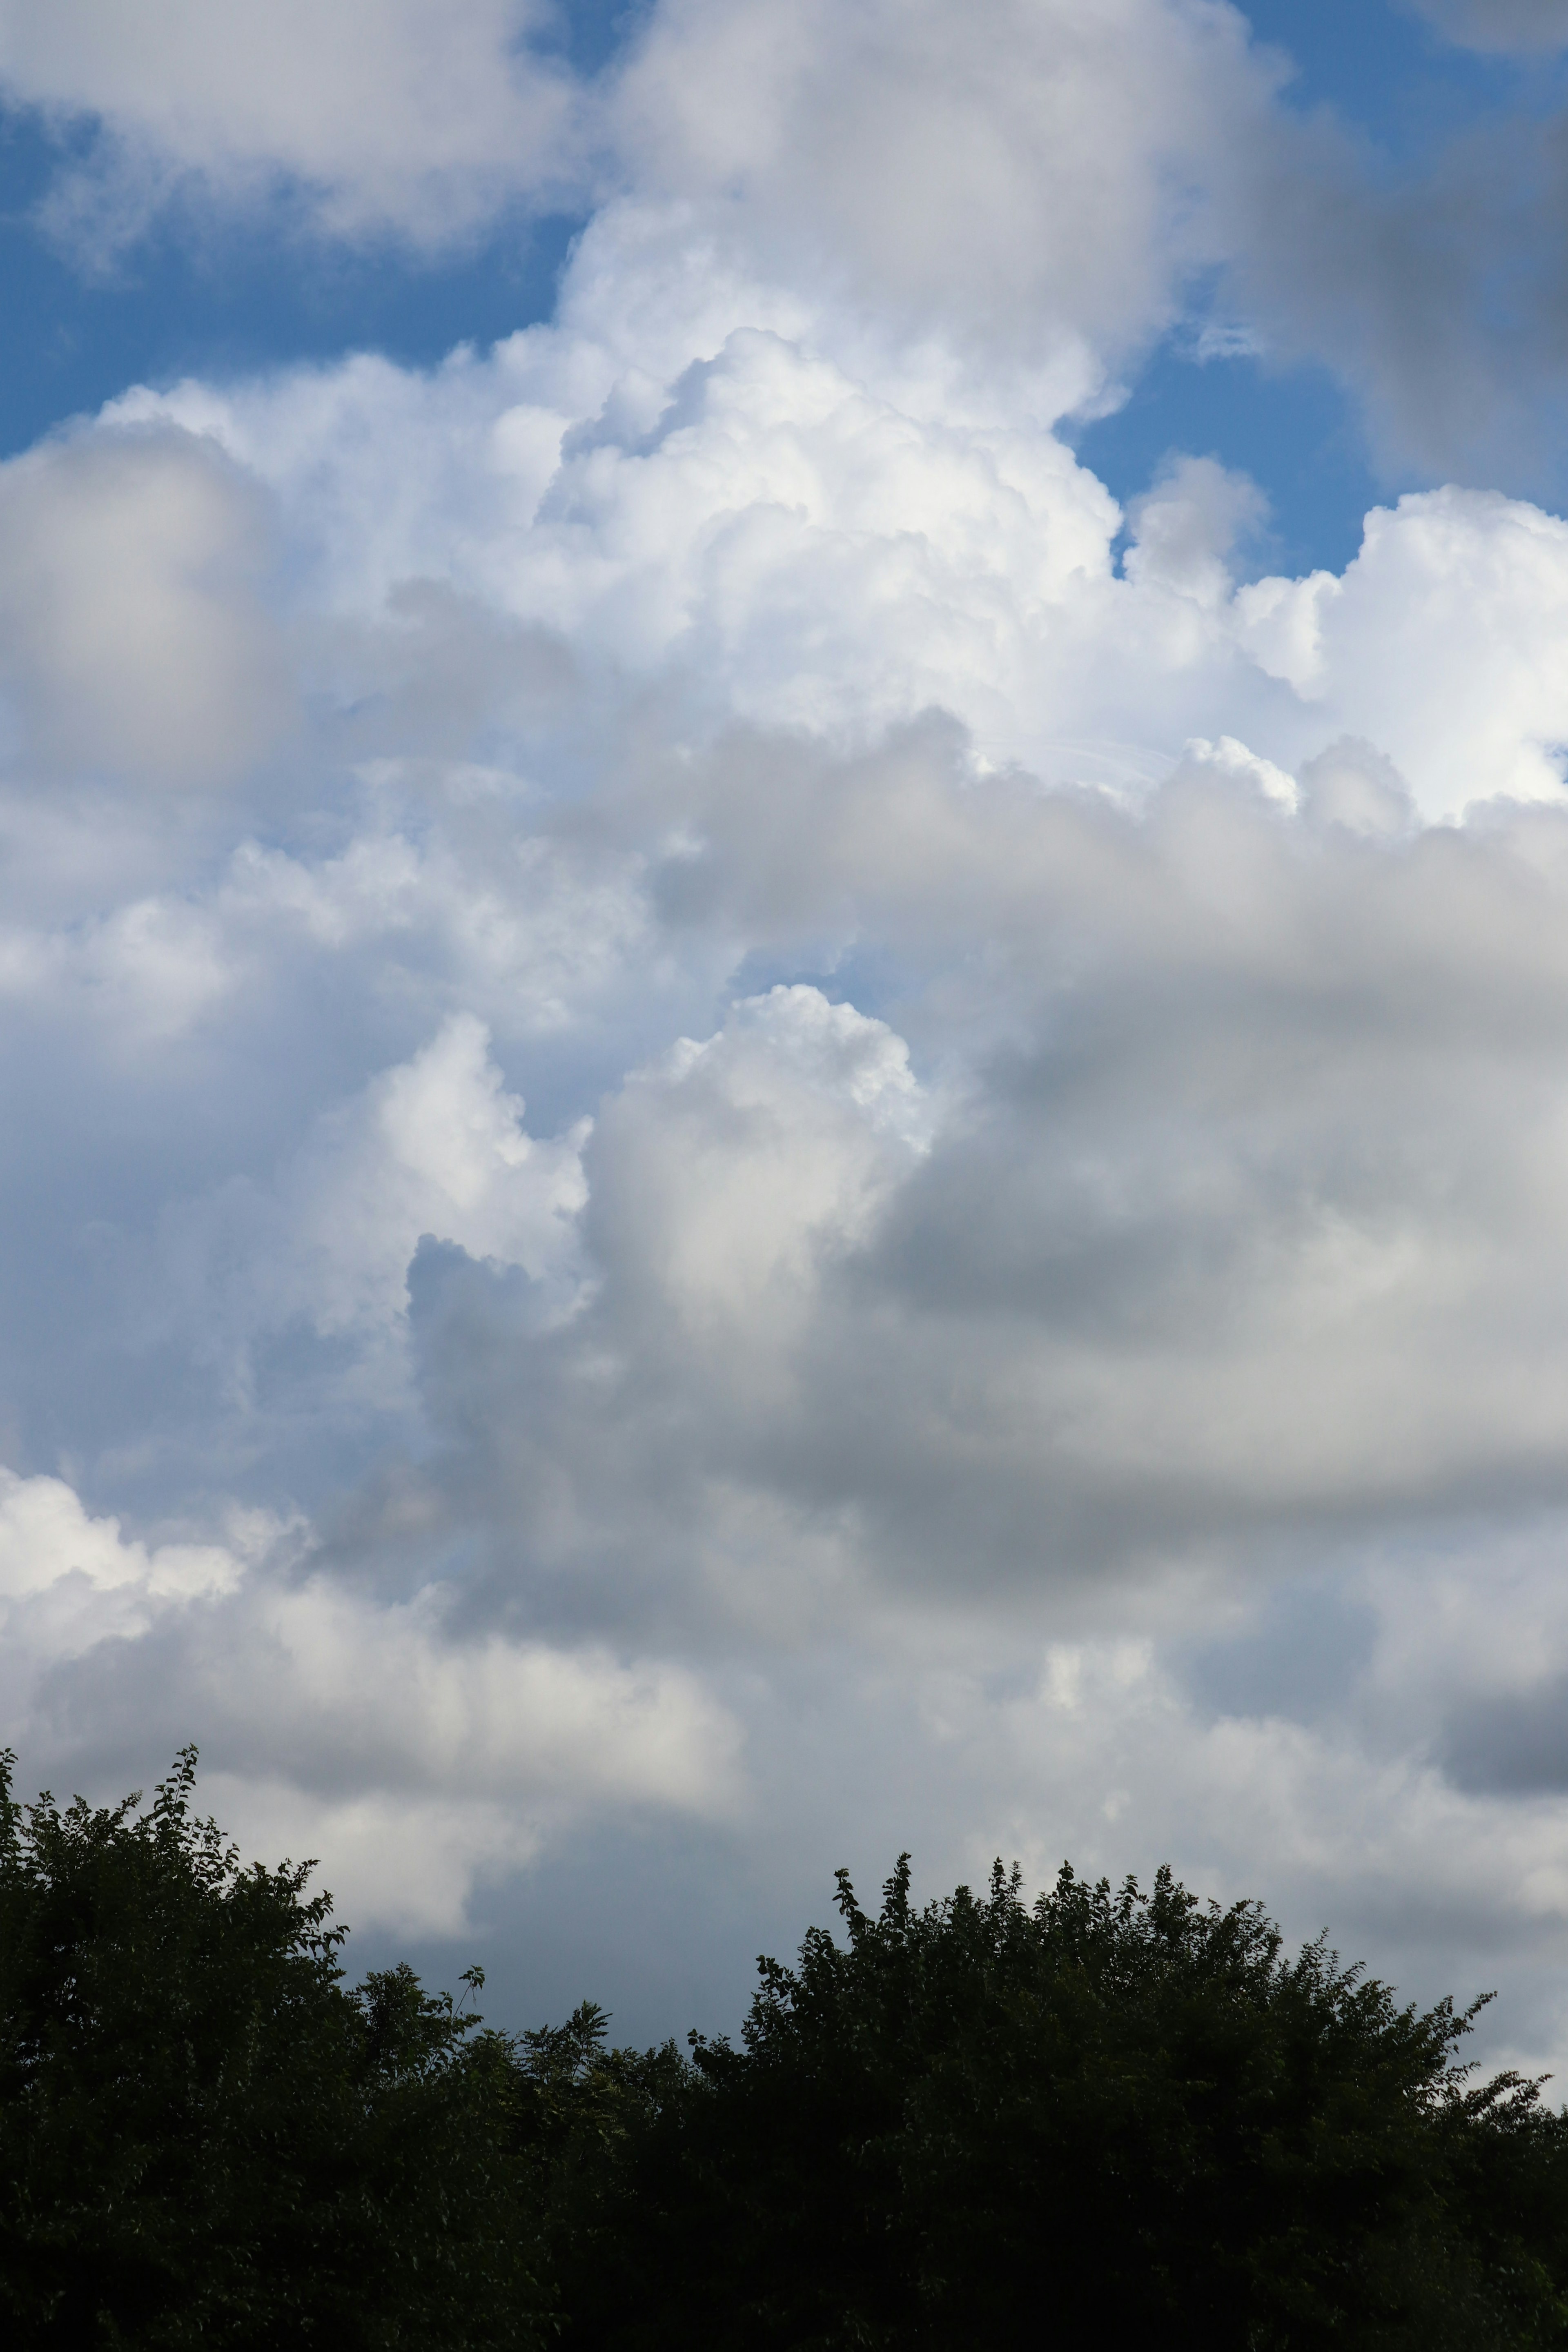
[0,1464,242,1625]
[381,777,1568,1652]
[610,0,1279,376]
[98,245,1568,818]
[10,0,1568,496]
[1235,487,1568,811]
[1,1461,741,1934]
[151,1010,591,1415]
[0,0,1278,370]
[9,4,1568,2072]
[0,428,290,788]
[0,0,584,253]
[13,0,1568,501]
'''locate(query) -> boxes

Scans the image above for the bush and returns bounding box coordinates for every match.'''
[0,1747,550,2349]
[4,1750,1565,2348]
[562,1858,1568,2350]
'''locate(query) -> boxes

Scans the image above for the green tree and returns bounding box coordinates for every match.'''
[0,1746,550,2349]
[563,1858,1568,2350]
[6,1746,1566,2349]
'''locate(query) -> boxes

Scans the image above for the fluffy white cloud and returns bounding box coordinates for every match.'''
[611,0,1278,374]
[0,1465,241,1619]
[303,1011,588,1320]
[1,1462,741,1934]
[94,235,1568,819]
[0,0,583,249]
[1238,488,1568,811]
[9,4,1568,2070]
[6,0,1568,492]
[0,428,290,788]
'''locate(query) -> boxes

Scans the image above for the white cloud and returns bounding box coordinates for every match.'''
[1177,732,1298,808]
[590,985,930,1334]
[1190,319,1266,362]
[274,1010,590,1342]
[4,0,1568,495]
[10,9,1568,2066]
[610,0,1278,374]
[97,255,1568,823]
[0,1461,741,1935]
[0,1465,241,1614]
[141,1010,591,1424]
[0,0,1283,375]
[1125,453,1269,611]
[0,428,290,789]
[0,0,583,251]
[1237,488,1568,813]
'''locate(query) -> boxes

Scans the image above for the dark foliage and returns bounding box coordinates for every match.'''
[563,1858,1568,2351]
[3,1749,1566,2349]
[0,1746,550,2349]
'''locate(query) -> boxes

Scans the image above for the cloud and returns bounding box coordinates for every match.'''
[0,427,291,789]
[384,775,1568,1652]
[1125,454,1270,610]
[8,31,1568,2071]
[156,1010,591,1412]
[8,0,1568,512]
[0,0,1278,370]
[610,0,1279,377]
[105,251,1568,822]
[0,0,585,254]
[8,0,1568,497]
[1,1461,742,1935]
[4,233,1568,1564]
[1444,1676,1568,1794]
[1404,1,1568,54]
[1235,487,1568,811]
[0,1464,241,1624]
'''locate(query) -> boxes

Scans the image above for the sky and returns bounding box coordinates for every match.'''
[11,0,1568,2070]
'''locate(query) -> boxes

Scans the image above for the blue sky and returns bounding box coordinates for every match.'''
[0,0,1554,570]
[2,0,1566,595]
[9,0,1568,2065]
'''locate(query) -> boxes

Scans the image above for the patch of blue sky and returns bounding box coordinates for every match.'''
[0,0,654,457]
[1070,334,1381,583]
[1,0,1566,588]
[0,111,581,457]
[1082,2,1568,579]
[544,0,654,76]
[1246,0,1568,151]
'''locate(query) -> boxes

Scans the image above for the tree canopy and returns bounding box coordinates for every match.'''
[2,1749,1565,2348]
[566,1857,1568,2348]
[0,1746,552,2348]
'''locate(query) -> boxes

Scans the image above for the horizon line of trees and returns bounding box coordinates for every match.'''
[2,1745,1566,2348]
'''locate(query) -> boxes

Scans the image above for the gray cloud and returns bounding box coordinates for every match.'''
[5,0,1568,502]
[0,1,587,258]
[1443,1676,1568,1794]
[1405,1,1568,53]
[373,753,1568,1651]
[4,24,1568,2075]
[0,0,1567,512]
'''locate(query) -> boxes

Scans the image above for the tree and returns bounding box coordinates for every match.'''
[5,1746,1565,2348]
[0,1746,550,2349]
[563,1858,1568,2350]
